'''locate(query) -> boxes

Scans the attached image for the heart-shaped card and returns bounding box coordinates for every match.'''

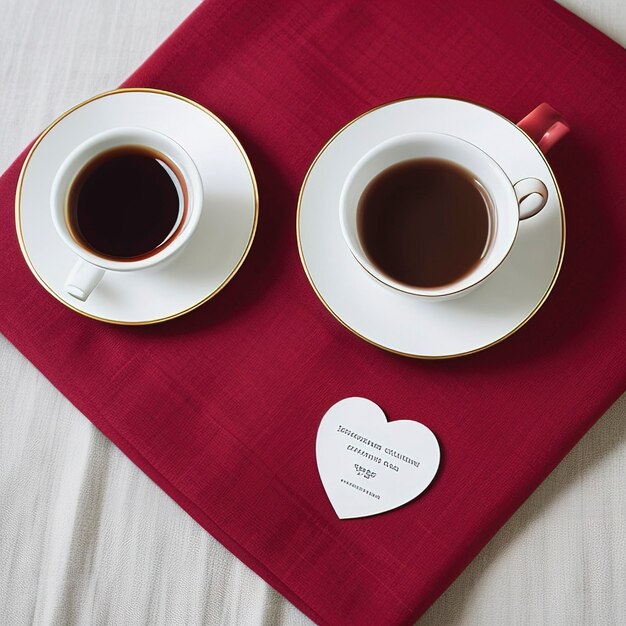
[316,397,440,519]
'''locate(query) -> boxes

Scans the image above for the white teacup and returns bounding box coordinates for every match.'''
[50,127,203,301]
[339,132,549,300]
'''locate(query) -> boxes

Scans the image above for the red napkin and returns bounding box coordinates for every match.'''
[2,1,625,624]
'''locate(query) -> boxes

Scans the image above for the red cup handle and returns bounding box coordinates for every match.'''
[517,103,570,154]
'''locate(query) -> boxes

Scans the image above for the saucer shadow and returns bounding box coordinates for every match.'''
[123,134,294,338]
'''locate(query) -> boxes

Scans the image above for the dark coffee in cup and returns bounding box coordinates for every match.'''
[356,158,491,288]
[67,146,186,260]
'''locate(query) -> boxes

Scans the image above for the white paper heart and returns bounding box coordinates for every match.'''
[316,397,440,519]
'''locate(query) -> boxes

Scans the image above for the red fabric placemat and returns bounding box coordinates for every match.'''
[2,1,625,624]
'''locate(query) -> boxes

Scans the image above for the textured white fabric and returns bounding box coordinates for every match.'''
[0,335,308,625]
[0,1,625,625]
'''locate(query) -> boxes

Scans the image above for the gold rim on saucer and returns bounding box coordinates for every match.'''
[15,87,259,326]
[296,96,566,359]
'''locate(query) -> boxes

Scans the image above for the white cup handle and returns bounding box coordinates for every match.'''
[514,177,549,220]
[65,259,105,301]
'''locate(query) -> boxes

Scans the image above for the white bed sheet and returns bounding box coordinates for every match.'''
[1,1,625,624]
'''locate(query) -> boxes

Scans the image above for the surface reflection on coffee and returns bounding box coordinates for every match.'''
[356,158,491,288]
[67,146,185,260]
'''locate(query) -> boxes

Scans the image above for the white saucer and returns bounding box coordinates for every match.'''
[16,88,258,324]
[297,98,565,358]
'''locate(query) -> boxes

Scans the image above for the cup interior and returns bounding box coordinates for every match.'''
[50,127,203,272]
[339,132,519,298]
